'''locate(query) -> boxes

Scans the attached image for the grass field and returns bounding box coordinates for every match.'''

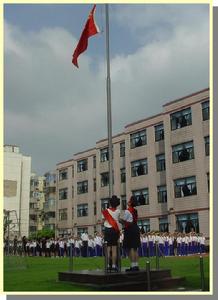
[4,255,210,292]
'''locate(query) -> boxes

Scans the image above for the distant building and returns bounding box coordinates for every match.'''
[43,171,56,232]
[56,88,210,239]
[4,145,31,238]
[29,173,45,235]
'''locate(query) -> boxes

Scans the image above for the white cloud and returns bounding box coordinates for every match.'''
[4,5,209,174]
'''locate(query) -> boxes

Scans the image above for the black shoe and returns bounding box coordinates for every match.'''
[125,266,140,272]
[132,266,140,271]
[111,266,119,272]
[125,267,133,272]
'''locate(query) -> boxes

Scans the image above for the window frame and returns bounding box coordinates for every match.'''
[157,185,167,203]
[155,123,164,142]
[120,142,125,157]
[77,204,88,217]
[130,130,147,149]
[172,141,194,163]
[77,180,88,194]
[101,198,110,210]
[77,159,88,173]
[159,217,169,232]
[137,219,150,233]
[170,107,192,130]
[202,100,209,121]
[176,213,199,233]
[132,188,149,206]
[59,208,68,221]
[174,176,197,198]
[101,172,109,187]
[120,168,126,183]
[204,136,209,156]
[59,168,68,181]
[131,158,148,177]
[156,154,166,172]
[59,188,68,200]
[100,147,109,162]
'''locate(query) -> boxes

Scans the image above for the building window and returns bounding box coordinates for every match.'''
[77,181,88,194]
[120,142,125,157]
[137,219,150,233]
[156,154,166,172]
[176,213,199,233]
[45,173,56,185]
[120,168,126,183]
[207,173,210,193]
[174,176,197,198]
[101,172,109,187]
[72,208,74,219]
[205,136,209,156]
[94,202,97,215]
[59,209,68,221]
[155,123,164,141]
[172,141,194,163]
[202,100,209,121]
[170,107,192,130]
[101,198,110,210]
[93,156,96,168]
[77,227,88,236]
[100,147,109,162]
[72,165,74,178]
[132,188,149,206]
[157,185,167,203]
[93,178,96,192]
[59,168,68,181]
[72,186,74,198]
[29,214,37,221]
[159,217,169,232]
[131,159,148,177]
[45,211,55,219]
[130,130,147,148]
[59,188,68,200]
[77,159,88,172]
[121,195,126,210]
[77,204,88,217]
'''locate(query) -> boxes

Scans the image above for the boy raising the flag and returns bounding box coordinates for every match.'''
[102,195,121,272]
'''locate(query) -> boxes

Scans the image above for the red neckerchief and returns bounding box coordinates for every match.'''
[102,209,120,233]
[109,207,116,212]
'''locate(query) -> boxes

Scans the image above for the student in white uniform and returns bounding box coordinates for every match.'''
[102,195,120,272]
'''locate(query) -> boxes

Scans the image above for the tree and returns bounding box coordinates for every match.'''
[3,211,12,239]
[29,228,55,240]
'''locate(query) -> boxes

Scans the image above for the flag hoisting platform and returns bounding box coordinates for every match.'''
[58,267,185,291]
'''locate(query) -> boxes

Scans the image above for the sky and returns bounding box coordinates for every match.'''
[4,3,209,175]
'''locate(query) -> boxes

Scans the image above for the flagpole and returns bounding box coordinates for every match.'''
[105,4,113,198]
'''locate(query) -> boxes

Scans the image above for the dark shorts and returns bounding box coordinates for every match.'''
[123,224,141,250]
[104,227,119,246]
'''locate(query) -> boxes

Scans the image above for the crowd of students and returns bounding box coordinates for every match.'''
[4,230,206,258]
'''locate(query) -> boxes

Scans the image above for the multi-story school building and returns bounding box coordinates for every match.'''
[56,88,210,239]
[43,171,57,231]
[29,174,45,234]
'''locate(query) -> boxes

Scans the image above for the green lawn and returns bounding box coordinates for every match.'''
[4,255,210,292]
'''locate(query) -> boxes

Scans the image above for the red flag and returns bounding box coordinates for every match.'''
[72,5,100,68]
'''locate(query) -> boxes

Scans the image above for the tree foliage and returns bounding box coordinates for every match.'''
[29,228,55,240]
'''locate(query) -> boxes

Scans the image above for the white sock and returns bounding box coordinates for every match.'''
[112,264,116,268]
[135,262,138,267]
[131,262,135,267]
